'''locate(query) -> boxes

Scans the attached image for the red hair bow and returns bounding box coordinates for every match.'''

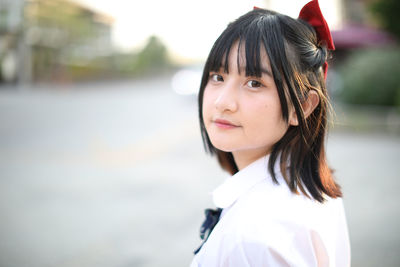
[299,0,335,80]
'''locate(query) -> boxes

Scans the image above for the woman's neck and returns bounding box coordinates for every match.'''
[232,149,270,171]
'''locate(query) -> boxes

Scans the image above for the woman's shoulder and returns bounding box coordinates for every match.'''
[230,177,347,235]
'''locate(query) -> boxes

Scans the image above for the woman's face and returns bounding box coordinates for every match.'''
[202,42,290,165]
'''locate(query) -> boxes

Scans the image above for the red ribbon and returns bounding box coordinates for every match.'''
[299,0,335,50]
[299,0,335,80]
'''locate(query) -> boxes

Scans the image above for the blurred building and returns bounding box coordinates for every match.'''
[0,0,114,85]
[0,0,24,83]
[330,0,396,60]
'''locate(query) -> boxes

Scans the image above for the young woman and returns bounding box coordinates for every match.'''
[191,1,350,266]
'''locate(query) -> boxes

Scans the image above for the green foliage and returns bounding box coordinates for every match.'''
[117,35,171,75]
[369,0,400,39]
[337,48,400,107]
[135,36,169,71]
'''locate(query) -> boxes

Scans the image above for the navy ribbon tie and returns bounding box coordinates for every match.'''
[194,208,222,254]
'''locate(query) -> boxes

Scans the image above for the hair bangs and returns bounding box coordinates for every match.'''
[206,29,237,74]
[205,16,279,78]
[241,20,264,78]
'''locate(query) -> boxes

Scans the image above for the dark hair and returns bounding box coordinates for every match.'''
[198,8,342,202]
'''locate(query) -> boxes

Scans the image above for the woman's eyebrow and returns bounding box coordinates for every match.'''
[260,68,273,77]
[238,67,273,77]
[211,65,227,72]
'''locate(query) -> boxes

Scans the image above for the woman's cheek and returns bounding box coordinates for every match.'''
[202,88,213,120]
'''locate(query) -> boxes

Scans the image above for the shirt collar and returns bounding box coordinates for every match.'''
[212,154,279,209]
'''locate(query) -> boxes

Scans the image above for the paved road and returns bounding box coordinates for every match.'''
[0,76,399,267]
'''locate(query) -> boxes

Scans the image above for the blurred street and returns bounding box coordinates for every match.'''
[0,76,399,267]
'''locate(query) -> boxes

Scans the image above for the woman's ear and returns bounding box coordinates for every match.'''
[289,90,320,126]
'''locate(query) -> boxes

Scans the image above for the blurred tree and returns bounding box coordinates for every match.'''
[337,48,400,107]
[118,35,170,76]
[369,0,400,39]
[134,36,169,73]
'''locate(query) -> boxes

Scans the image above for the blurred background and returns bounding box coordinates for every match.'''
[0,0,399,266]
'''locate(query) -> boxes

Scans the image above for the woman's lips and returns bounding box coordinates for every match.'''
[213,119,239,129]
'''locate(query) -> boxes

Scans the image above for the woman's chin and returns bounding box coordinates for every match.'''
[210,141,237,153]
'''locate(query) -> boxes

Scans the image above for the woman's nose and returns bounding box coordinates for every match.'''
[214,82,238,113]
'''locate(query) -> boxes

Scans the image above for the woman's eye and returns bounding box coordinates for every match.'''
[210,74,223,82]
[247,80,262,88]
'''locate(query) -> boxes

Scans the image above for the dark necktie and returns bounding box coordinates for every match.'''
[194,208,222,254]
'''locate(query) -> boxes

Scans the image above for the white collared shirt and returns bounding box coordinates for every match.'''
[191,155,350,267]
